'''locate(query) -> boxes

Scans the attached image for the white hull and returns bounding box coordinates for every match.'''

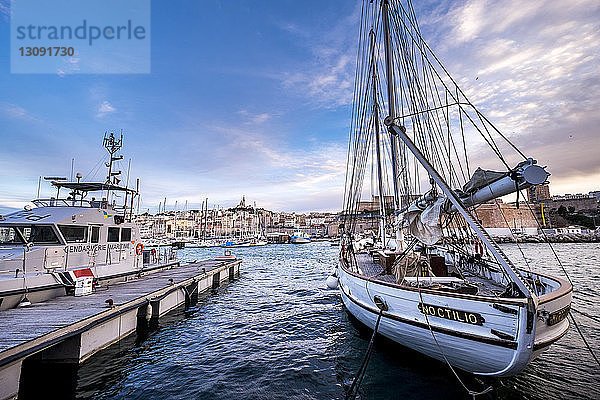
[337,262,571,376]
[290,237,311,244]
[0,259,178,311]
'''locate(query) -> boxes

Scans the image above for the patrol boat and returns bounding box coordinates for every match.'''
[0,132,177,311]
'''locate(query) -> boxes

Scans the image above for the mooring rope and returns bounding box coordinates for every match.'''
[345,308,384,400]
[571,307,600,325]
[569,313,600,366]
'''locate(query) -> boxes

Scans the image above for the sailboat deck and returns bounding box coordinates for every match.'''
[354,252,506,296]
[461,270,506,297]
[355,253,397,283]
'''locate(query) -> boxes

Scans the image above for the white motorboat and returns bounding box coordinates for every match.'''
[0,132,177,311]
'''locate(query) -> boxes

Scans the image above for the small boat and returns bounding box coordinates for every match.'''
[290,230,311,244]
[214,249,236,261]
[186,239,221,248]
[249,238,268,247]
[221,239,251,248]
[0,132,178,310]
[333,0,571,377]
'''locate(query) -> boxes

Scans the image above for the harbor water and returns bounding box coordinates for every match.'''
[68,242,598,399]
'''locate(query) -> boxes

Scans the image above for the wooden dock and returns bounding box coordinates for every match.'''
[0,258,241,400]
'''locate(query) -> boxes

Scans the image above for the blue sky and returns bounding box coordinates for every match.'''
[1,0,599,214]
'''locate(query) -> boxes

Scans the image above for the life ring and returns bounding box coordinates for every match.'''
[474,241,484,256]
[136,243,144,255]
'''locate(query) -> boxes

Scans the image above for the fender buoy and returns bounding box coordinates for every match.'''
[151,248,156,255]
[474,241,484,256]
[136,243,144,255]
[326,275,338,289]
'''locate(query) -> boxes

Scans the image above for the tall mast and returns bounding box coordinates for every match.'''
[382,0,403,248]
[202,198,208,242]
[370,30,386,247]
[174,200,178,239]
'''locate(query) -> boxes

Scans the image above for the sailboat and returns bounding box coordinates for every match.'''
[333,0,572,377]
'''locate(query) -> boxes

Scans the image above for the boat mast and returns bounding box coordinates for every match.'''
[370,30,386,247]
[381,0,404,249]
[202,198,208,242]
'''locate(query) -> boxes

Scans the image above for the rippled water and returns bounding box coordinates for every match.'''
[71,242,599,400]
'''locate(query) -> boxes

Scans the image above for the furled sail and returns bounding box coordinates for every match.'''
[461,167,507,194]
[404,198,445,245]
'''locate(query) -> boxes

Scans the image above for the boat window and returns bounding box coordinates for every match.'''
[3,225,61,245]
[25,225,61,244]
[58,225,88,243]
[91,226,100,243]
[107,227,120,242]
[0,227,21,245]
[121,227,131,242]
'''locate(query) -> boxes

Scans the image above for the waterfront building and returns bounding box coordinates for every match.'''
[474,200,539,236]
[134,199,341,240]
[527,183,550,203]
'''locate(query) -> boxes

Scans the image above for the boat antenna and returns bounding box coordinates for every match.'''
[103,130,124,204]
[36,176,41,199]
[124,158,132,217]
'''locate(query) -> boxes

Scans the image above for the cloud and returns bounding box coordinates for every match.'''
[0,103,40,122]
[0,0,9,20]
[405,0,600,195]
[238,110,271,124]
[132,120,348,213]
[274,21,309,38]
[3,104,27,118]
[57,57,81,77]
[96,101,116,118]
[275,2,362,108]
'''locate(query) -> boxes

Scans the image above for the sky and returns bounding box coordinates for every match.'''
[0,0,599,214]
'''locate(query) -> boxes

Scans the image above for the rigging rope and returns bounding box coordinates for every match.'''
[571,307,600,325]
[393,0,527,164]
[415,273,493,399]
[517,191,600,366]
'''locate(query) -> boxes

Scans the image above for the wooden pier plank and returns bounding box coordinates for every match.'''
[0,260,233,354]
